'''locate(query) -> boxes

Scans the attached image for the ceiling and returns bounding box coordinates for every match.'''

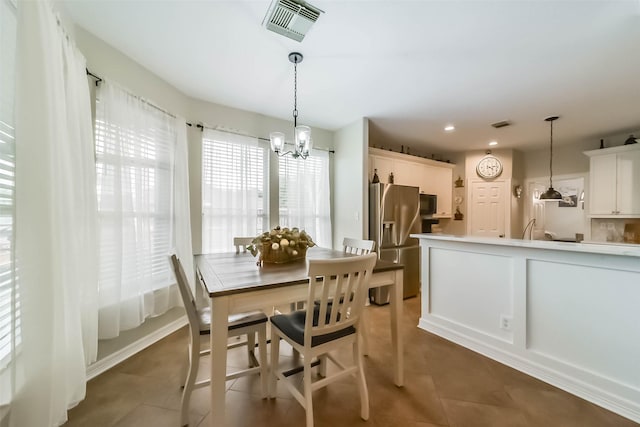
[62,1,640,155]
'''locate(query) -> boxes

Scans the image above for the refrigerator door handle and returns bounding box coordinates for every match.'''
[399,202,421,244]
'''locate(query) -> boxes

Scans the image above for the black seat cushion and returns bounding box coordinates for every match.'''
[270,308,355,347]
[197,307,267,335]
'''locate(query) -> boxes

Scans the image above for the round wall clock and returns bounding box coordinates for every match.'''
[476,155,503,179]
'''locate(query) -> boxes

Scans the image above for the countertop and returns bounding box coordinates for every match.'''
[410,233,640,258]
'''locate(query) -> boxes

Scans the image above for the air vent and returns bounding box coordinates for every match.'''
[491,120,512,128]
[263,0,323,42]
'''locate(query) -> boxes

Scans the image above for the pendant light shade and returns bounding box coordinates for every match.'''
[539,116,563,201]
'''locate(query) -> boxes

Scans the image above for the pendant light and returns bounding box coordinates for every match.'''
[269,52,312,160]
[539,116,563,200]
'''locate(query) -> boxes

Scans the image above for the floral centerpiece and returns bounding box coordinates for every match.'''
[247,226,316,265]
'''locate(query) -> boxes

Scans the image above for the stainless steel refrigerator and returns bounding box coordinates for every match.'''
[369,183,421,303]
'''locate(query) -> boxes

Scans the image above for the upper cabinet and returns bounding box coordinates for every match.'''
[584,144,640,217]
[369,148,455,217]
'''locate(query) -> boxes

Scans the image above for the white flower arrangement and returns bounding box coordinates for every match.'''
[247,226,315,263]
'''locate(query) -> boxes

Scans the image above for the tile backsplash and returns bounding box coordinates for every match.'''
[590,218,640,243]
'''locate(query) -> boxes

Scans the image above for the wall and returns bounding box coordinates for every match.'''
[333,119,368,247]
[522,139,593,179]
[185,98,335,254]
[464,149,515,237]
[73,24,340,372]
[440,153,466,235]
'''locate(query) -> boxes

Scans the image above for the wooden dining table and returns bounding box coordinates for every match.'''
[195,246,405,427]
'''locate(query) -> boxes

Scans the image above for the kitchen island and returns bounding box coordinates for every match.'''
[412,234,640,423]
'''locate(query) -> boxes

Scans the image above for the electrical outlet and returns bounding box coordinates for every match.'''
[500,315,512,331]
[599,222,607,229]
[607,223,615,230]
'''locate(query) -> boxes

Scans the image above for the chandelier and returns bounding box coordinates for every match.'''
[269,52,312,159]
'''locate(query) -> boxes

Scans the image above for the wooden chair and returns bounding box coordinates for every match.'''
[342,238,376,355]
[170,255,268,427]
[342,237,376,255]
[234,236,254,254]
[269,253,377,427]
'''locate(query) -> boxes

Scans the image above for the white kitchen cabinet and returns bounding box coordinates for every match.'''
[585,144,640,217]
[369,148,455,217]
[432,166,453,217]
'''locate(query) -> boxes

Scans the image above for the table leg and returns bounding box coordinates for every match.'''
[210,296,230,427]
[389,269,404,386]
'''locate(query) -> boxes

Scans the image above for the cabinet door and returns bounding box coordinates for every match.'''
[589,154,617,214]
[433,167,453,216]
[370,155,394,184]
[395,160,423,189]
[421,165,439,196]
[616,149,640,214]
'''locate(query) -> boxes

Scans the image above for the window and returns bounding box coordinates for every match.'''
[0,0,17,369]
[201,129,269,253]
[95,82,178,338]
[279,150,332,248]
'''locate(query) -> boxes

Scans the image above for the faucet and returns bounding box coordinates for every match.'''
[522,218,536,240]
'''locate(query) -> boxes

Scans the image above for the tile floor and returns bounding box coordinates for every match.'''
[65,297,638,427]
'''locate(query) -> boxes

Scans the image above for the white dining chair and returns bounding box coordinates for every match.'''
[234,236,254,254]
[269,253,377,427]
[170,254,268,427]
[342,237,376,355]
[342,237,376,255]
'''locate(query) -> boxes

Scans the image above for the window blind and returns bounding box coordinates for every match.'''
[0,0,17,368]
[201,129,269,253]
[279,150,332,248]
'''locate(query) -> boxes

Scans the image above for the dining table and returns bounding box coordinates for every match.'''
[195,246,405,427]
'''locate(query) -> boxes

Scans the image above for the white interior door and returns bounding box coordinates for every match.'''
[469,181,506,238]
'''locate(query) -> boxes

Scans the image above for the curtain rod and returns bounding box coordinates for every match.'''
[86,67,176,119]
[188,123,335,154]
[86,68,334,154]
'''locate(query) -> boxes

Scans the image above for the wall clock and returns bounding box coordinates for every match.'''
[476,155,503,179]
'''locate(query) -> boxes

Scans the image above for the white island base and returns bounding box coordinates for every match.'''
[413,234,640,423]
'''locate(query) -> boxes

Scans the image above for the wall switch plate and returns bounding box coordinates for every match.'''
[500,315,512,331]
[600,222,607,229]
[607,223,615,230]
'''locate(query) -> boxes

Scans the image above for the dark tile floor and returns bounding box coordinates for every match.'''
[65,297,638,427]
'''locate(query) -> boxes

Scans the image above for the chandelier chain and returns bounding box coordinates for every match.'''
[549,119,554,188]
[293,61,298,127]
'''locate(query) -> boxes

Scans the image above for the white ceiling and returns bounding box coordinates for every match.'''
[62,0,640,154]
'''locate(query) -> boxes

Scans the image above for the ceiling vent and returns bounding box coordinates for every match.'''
[263,0,323,42]
[491,120,512,129]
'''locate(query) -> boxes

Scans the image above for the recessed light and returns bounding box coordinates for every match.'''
[489,141,498,146]
[444,125,455,132]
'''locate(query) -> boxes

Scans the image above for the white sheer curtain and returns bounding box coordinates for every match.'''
[279,149,332,248]
[201,129,269,253]
[172,117,195,289]
[95,80,180,339]
[12,1,98,425]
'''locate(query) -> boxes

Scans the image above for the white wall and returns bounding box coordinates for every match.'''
[185,98,335,254]
[332,118,368,248]
[73,24,339,367]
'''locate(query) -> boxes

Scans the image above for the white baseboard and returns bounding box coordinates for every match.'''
[86,316,188,380]
[418,317,640,424]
